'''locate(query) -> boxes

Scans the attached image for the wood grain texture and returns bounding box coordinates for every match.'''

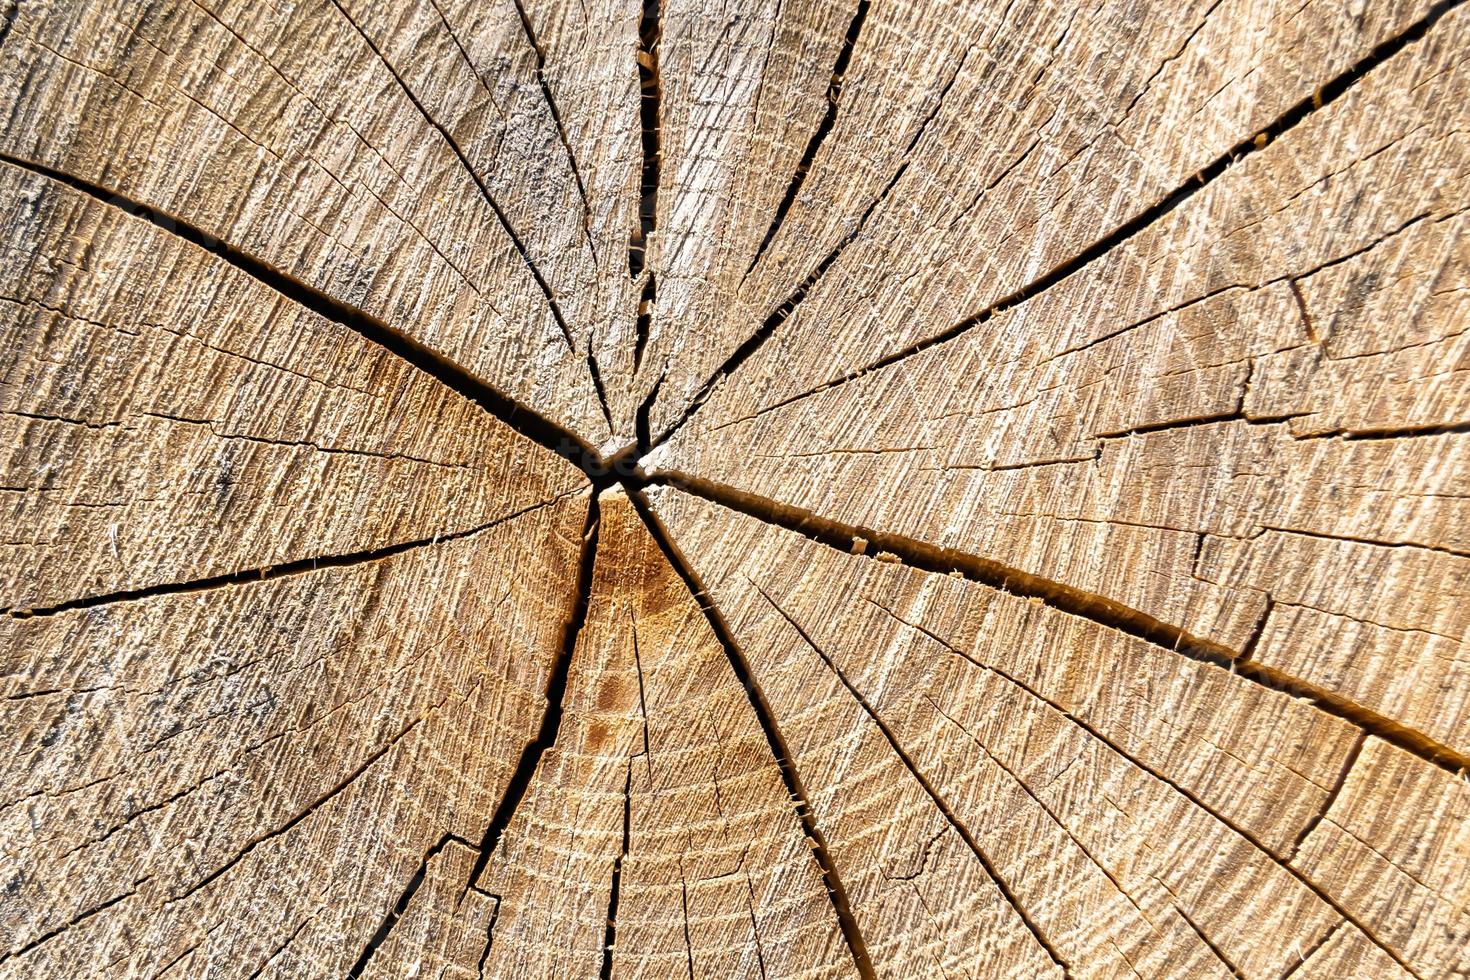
[473,492,848,978]
[654,0,1470,759]
[0,163,586,611]
[1,0,1466,976]
[0,492,585,977]
[0,0,612,438]
[640,0,1445,436]
[650,486,1385,979]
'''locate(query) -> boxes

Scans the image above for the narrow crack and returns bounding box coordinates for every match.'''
[464,495,602,894]
[1279,919,1345,979]
[508,0,599,263]
[875,598,1422,980]
[175,718,420,905]
[587,352,616,431]
[1173,902,1247,980]
[625,489,876,979]
[743,0,870,277]
[646,44,971,453]
[327,0,577,351]
[628,0,664,393]
[633,273,656,373]
[920,693,1147,920]
[1310,419,1470,441]
[0,153,607,476]
[629,0,662,280]
[599,758,634,980]
[245,913,316,979]
[0,884,146,968]
[678,859,695,980]
[754,584,1073,978]
[650,470,1470,778]
[475,892,503,980]
[632,372,667,460]
[662,0,1469,439]
[3,493,572,619]
[346,832,475,977]
[1286,732,1367,863]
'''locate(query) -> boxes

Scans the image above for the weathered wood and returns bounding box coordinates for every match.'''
[2,0,1467,976]
[0,164,585,612]
[470,492,847,977]
[1,492,585,975]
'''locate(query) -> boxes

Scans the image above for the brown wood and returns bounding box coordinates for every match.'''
[1,0,1466,976]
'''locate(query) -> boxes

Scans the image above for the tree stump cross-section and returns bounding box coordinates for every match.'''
[1,0,1468,977]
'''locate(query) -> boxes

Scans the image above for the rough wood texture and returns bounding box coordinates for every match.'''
[2,0,1467,977]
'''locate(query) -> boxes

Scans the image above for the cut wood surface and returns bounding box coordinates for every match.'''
[1,0,1466,977]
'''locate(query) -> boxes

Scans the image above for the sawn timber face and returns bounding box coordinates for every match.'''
[1,0,1468,977]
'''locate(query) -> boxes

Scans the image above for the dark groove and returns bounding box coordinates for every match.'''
[245,914,314,980]
[744,0,869,277]
[0,0,17,51]
[347,832,473,977]
[1279,919,1344,980]
[4,498,560,619]
[756,586,1072,977]
[475,894,502,980]
[327,0,577,351]
[650,471,1470,778]
[633,273,656,372]
[464,495,602,893]
[0,153,607,476]
[634,372,665,458]
[1327,419,1470,441]
[587,352,616,430]
[0,885,142,967]
[629,0,662,280]
[1173,902,1247,980]
[669,0,1470,436]
[599,759,633,980]
[896,605,1420,979]
[625,490,877,979]
[1237,596,1277,662]
[180,721,416,903]
[1287,732,1367,863]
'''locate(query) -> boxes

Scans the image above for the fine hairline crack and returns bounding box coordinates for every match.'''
[326,0,579,354]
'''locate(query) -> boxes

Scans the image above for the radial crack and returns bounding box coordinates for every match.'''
[1286,732,1367,863]
[0,154,607,475]
[508,0,599,263]
[650,471,1470,778]
[327,0,577,351]
[599,758,634,980]
[647,45,972,453]
[346,832,476,977]
[665,0,1470,438]
[754,584,1073,979]
[3,493,574,619]
[743,0,870,277]
[870,598,1420,979]
[587,352,617,430]
[464,495,602,894]
[629,0,662,280]
[625,490,876,979]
